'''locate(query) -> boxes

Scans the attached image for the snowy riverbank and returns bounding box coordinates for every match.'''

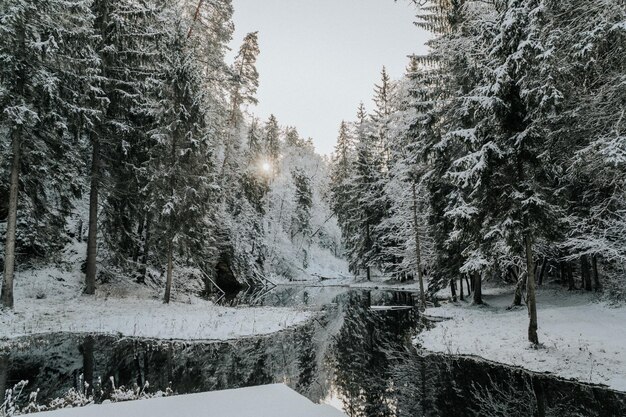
[0,246,313,342]
[415,285,626,392]
[30,384,346,417]
[0,295,313,342]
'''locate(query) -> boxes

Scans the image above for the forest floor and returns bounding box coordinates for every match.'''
[0,242,313,342]
[415,283,626,392]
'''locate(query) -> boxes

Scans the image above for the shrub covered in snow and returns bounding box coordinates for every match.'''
[1,376,172,416]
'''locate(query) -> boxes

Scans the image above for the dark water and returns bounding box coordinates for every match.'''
[1,287,625,416]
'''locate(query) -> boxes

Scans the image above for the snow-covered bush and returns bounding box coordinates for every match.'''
[0,376,172,416]
[1,381,29,417]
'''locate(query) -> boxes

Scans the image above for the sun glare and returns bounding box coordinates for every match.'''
[261,162,272,173]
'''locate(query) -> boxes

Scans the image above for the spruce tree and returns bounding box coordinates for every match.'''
[348,105,385,280]
[552,0,626,292]
[88,0,172,290]
[330,121,355,245]
[383,57,435,304]
[142,6,215,303]
[0,0,100,307]
[264,115,281,174]
[229,31,259,125]
[291,169,313,240]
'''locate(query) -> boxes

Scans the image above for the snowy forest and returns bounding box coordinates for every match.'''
[0,0,625,416]
[330,0,625,344]
[0,0,343,305]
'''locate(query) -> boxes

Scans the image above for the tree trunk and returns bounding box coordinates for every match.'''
[420,359,427,416]
[537,258,547,286]
[533,378,546,417]
[459,276,464,301]
[559,261,567,287]
[166,345,173,388]
[187,0,206,38]
[85,138,99,295]
[163,240,174,303]
[525,233,539,345]
[0,354,8,405]
[1,128,21,309]
[567,262,575,290]
[81,336,95,396]
[449,278,457,302]
[365,222,371,281]
[133,217,145,264]
[134,345,145,388]
[591,255,601,292]
[412,183,426,311]
[513,271,527,306]
[473,271,482,305]
[139,214,152,284]
[465,275,471,295]
[581,255,592,291]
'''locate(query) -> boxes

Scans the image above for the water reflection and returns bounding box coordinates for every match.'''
[1,287,624,416]
[330,291,418,417]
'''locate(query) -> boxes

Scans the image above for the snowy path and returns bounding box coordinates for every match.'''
[30,384,346,417]
[415,285,626,392]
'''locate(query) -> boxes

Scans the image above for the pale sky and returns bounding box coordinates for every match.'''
[228,0,430,156]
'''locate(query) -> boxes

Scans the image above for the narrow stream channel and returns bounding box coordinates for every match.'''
[1,287,625,416]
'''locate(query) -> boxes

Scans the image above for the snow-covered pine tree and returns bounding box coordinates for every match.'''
[241,116,270,216]
[371,66,395,171]
[221,31,259,181]
[229,31,259,124]
[416,0,498,304]
[381,56,436,305]
[142,5,216,303]
[88,0,174,290]
[212,28,269,290]
[369,67,406,276]
[550,0,626,295]
[291,168,313,242]
[330,120,356,257]
[0,0,100,307]
[444,0,565,343]
[285,127,303,148]
[235,127,270,282]
[264,114,281,175]
[246,117,263,156]
[184,0,234,93]
[347,104,386,280]
[413,0,473,299]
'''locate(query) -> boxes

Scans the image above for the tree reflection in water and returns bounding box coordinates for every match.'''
[1,288,625,416]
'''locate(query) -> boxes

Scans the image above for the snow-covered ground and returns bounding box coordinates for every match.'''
[415,284,626,392]
[0,242,313,342]
[31,384,346,417]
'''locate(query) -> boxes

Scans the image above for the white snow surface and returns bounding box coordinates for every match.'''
[30,384,347,417]
[0,242,313,341]
[415,284,626,392]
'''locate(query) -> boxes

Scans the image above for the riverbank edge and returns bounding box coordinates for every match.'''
[415,347,626,395]
[0,311,321,349]
[414,286,626,393]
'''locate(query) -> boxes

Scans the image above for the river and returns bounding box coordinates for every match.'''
[1,286,625,416]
